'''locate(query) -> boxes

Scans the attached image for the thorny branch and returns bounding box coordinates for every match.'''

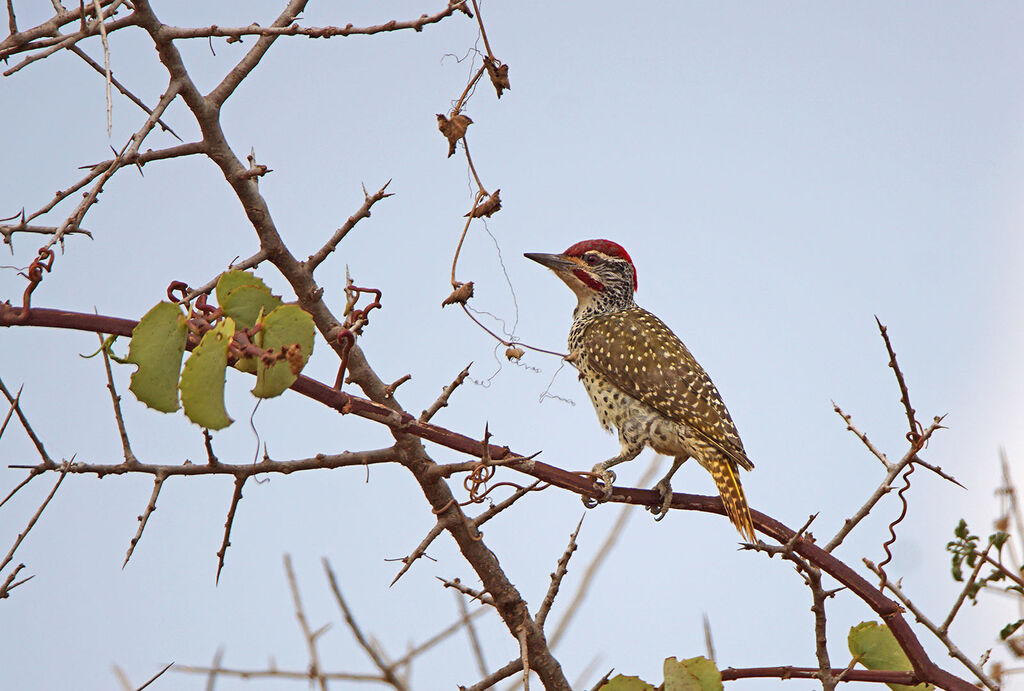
[864,559,999,691]
[0,307,984,688]
[2,1,994,688]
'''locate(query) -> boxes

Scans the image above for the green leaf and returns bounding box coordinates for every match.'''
[848,621,933,691]
[251,305,315,398]
[991,531,1010,549]
[217,272,283,330]
[126,302,188,413]
[1000,619,1024,640]
[215,270,264,306]
[599,675,656,691]
[664,657,723,691]
[180,319,235,430]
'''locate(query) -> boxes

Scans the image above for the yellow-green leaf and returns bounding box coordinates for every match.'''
[599,675,656,691]
[251,305,315,398]
[180,319,235,430]
[215,270,264,306]
[220,285,283,331]
[664,656,723,691]
[127,301,187,413]
[848,622,933,691]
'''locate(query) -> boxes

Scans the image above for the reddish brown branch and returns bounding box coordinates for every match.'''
[721,666,918,684]
[2,306,975,689]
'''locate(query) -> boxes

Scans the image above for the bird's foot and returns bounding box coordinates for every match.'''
[646,479,674,521]
[580,469,616,508]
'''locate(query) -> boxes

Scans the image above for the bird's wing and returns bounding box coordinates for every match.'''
[579,309,754,470]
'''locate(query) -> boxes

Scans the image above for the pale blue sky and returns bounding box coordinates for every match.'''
[2,1,1022,689]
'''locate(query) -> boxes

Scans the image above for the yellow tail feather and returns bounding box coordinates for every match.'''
[710,459,756,541]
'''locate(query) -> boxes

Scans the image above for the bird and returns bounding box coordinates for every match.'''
[525,239,756,540]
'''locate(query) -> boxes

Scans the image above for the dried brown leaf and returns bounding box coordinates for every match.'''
[442,281,475,307]
[465,189,501,218]
[484,56,510,98]
[437,113,473,157]
[505,346,524,361]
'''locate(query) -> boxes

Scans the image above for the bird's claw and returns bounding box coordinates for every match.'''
[581,469,616,508]
[646,479,674,521]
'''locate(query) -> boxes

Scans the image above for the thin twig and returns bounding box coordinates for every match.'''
[462,658,523,691]
[305,181,393,271]
[386,606,488,670]
[122,473,166,567]
[173,665,382,682]
[134,662,173,691]
[0,377,53,464]
[215,476,245,585]
[69,44,182,140]
[516,624,531,691]
[864,558,999,691]
[941,541,995,633]
[0,460,69,574]
[547,458,659,649]
[284,555,328,691]
[204,647,224,691]
[825,416,946,553]
[323,558,407,690]
[98,333,137,465]
[89,0,112,136]
[833,401,891,469]
[419,362,472,422]
[389,518,446,586]
[805,565,837,690]
[536,516,583,630]
[437,577,494,606]
[455,591,489,678]
[876,317,921,445]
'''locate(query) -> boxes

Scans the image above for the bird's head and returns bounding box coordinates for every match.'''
[525,239,637,314]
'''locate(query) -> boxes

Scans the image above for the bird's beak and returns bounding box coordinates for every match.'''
[524,252,575,273]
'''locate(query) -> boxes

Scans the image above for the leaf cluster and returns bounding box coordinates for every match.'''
[947,519,1022,640]
[125,270,314,429]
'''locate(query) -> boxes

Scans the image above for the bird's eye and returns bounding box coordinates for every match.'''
[584,253,599,266]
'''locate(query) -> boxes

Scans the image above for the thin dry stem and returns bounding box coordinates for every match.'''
[833,401,890,469]
[305,182,392,271]
[99,334,137,465]
[420,363,472,422]
[864,558,999,690]
[284,554,328,691]
[0,376,53,464]
[941,541,995,633]
[437,577,494,606]
[324,558,408,690]
[215,476,245,585]
[387,605,487,670]
[68,44,181,140]
[89,0,112,135]
[825,416,946,553]
[389,518,446,586]
[463,658,523,691]
[122,473,166,568]
[547,458,659,649]
[536,516,583,630]
[455,591,489,678]
[0,460,69,575]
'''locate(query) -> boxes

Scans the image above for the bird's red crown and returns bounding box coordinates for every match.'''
[563,239,637,290]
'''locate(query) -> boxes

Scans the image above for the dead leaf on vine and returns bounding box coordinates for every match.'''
[505,346,524,361]
[442,281,475,307]
[437,113,473,157]
[484,56,510,98]
[465,189,501,218]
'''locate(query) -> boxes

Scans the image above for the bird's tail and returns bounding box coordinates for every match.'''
[709,459,756,541]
